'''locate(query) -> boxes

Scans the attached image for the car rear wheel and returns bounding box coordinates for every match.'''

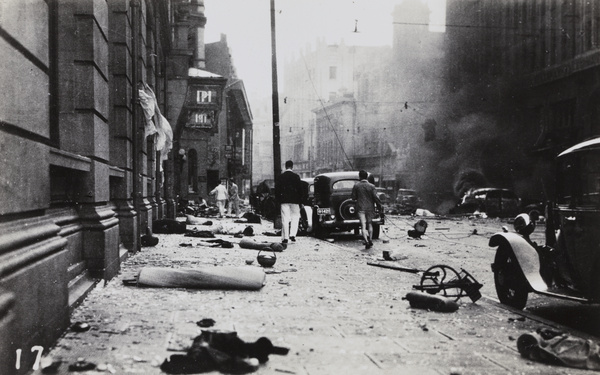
[493,245,529,309]
[339,199,358,220]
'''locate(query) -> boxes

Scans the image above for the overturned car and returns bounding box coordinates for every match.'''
[489,137,600,309]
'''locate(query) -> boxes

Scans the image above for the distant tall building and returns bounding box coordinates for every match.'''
[280,39,390,177]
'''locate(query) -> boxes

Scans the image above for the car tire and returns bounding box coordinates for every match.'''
[493,245,529,310]
[339,199,358,220]
[312,211,328,239]
[372,224,380,240]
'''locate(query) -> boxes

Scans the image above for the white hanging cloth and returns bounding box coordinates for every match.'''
[138,83,174,168]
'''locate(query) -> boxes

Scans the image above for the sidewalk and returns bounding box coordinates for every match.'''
[29,216,593,375]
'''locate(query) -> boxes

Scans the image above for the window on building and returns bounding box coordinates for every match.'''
[329,66,337,80]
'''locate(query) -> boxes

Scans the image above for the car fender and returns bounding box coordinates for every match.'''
[489,232,549,293]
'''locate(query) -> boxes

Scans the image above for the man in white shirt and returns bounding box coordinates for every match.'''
[210,180,228,218]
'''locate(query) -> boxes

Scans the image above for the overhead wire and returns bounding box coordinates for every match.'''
[300,51,355,170]
[393,20,574,34]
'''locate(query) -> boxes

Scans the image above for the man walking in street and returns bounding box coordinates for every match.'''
[228,178,240,217]
[275,160,303,245]
[210,179,228,218]
[352,170,382,249]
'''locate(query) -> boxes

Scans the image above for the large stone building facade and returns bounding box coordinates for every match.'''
[440,0,600,200]
[0,1,251,373]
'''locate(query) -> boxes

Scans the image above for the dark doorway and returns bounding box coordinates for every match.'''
[207,170,220,194]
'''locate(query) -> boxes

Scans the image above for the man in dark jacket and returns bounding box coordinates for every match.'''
[351,170,382,249]
[275,160,303,244]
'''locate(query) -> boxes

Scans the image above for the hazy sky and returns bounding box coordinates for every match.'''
[204,0,446,102]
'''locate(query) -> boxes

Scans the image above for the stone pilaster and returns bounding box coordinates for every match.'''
[78,203,120,280]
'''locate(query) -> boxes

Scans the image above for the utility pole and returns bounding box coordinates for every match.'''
[131,0,141,252]
[270,0,281,178]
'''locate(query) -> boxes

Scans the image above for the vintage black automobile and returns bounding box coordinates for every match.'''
[395,188,422,215]
[310,171,384,238]
[489,137,600,309]
[249,179,277,220]
[453,187,521,218]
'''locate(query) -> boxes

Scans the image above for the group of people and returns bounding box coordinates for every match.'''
[205,160,381,249]
[209,178,240,218]
[275,160,381,249]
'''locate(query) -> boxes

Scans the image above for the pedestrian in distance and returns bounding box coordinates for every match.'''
[351,170,383,249]
[228,178,240,216]
[275,160,303,245]
[210,179,228,218]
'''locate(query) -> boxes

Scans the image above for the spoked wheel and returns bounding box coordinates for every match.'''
[419,265,463,301]
[493,245,529,309]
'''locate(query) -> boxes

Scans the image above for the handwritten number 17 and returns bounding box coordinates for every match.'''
[15,346,43,370]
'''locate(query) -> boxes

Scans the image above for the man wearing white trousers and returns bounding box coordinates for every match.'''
[210,179,228,218]
[275,160,303,245]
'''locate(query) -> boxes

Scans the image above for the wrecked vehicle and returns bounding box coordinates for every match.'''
[395,188,422,215]
[376,188,395,214]
[250,179,277,220]
[489,137,600,309]
[311,171,384,238]
[454,187,521,217]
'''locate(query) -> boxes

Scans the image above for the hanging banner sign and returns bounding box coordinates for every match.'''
[182,83,225,132]
[187,84,222,109]
[187,109,216,129]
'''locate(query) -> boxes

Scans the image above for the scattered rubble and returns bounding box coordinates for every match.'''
[161,330,289,374]
[517,328,600,370]
[403,292,459,312]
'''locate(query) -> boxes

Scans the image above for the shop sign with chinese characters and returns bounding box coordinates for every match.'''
[185,84,223,131]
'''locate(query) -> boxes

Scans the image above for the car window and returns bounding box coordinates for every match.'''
[474,191,487,200]
[581,152,600,206]
[557,152,600,207]
[332,179,358,190]
[486,190,502,199]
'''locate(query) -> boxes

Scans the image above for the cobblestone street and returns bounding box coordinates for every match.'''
[29,215,597,375]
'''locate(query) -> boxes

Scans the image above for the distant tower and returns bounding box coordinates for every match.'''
[392,0,434,64]
[190,0,207,69]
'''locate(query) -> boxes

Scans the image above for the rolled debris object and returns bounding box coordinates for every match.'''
[136,266,266,290]
[239,238,285,252]
[403,291,459,312]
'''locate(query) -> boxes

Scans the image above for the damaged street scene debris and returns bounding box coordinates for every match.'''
[161,330,289,374]
[7,1,600,373]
